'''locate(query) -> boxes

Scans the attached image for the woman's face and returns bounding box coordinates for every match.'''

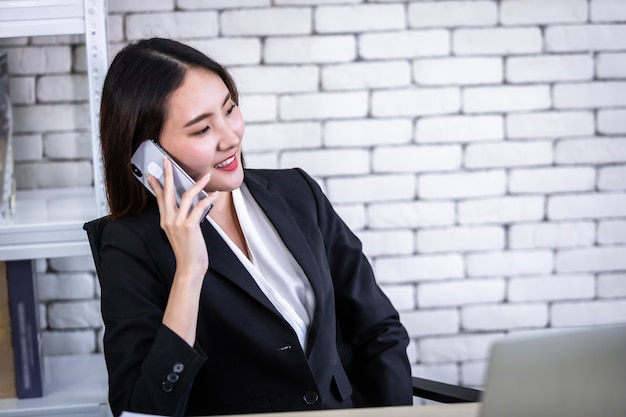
[159,67,245,193]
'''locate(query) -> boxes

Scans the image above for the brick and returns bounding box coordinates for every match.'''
[280,91,368,120]
[5,46,72,75]
[48,300,102,329]
[107,0,173,12]
[334,204,366,231]
[598,220,626,244]
[465,141,552,169]
[417,226,505,253]
[501,0,587,25]
[598,273,626,298]
[48,255,95,272]
[221,8,311,36]
[230,66,318,94]
[418,170,506,199]
[549,193,626,220]
[412,363,459,386]
[375,254,464,283]
[239,95,277,122]
[380,284,415,311]
[509,274,595,302]
[107,15,124,43]
[12,134,43,162]
[178,0,269,9]
[187,38,262,66]
[368,201,455,229]
[315,4,405,33]
[507,55,593,83]
[44,132,92,159]
[418,279,505,308]
[265,36,356,64]
[467,250,553,277]
[509,167,595,194]
[510,221,595,249]
[554,82,626,109]
[598,165,626,190]
[413,57,502,86]
[322,61,411,90]
[125,11,219,39]
[324,119,413,147]
[243,122,321,152]
[459,196,544,225]
[462,361,489,387]
[8,77,35,104]
[546,25,626,52]
[464,85,551,113]
[36,74,88,102]
[15,161,93,188]
[416,115,503,143]
[326,174,415,204]
[591,0,626,22]
[276,0,359,4]
[372,87,460,117]
[244,153,278,170]
[454,28,542,55]
[551,299,626,327]
[555,138,626,164]
[38,273,95,301]
[507,111,595,139]
[42,330,96,356]
[598,109,626,134]
[419,334,502,363]
[12,104,90,133]
[373,144,462,173]
[401,309,460,338]
[556,247,626,273]
[280,149,369,176]
[597,53,626,78]
[357,230,414,257]
[359,30,450,59]
[408,1,497,28]
[462,304,549,331]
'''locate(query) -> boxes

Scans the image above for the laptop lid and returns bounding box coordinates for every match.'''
[479,324,626,417]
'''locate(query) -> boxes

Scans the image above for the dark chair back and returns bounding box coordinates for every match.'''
[83,216,107,278]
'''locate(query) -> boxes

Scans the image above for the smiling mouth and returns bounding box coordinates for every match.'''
[214,155,236,169]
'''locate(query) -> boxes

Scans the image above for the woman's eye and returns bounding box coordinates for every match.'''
[194,126,210,135]
[226,103,237,116]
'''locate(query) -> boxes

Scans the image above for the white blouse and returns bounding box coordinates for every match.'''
[206,185,316,349]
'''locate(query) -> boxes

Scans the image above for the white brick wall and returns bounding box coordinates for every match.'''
[3,0,625,392]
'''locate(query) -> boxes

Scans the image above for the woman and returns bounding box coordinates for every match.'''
[96,37,412,417]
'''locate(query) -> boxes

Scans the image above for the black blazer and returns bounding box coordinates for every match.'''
[98,168,412,417]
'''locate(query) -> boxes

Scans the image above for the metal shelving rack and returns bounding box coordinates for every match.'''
[0,0,109,261]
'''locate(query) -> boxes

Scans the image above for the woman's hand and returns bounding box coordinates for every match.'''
[148,157,216,277]
[147,157,217,345]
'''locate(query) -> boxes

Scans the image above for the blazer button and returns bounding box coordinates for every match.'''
[162,381,173,393]
[303,391,319,405]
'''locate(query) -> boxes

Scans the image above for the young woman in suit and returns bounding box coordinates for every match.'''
[97,37,412,417]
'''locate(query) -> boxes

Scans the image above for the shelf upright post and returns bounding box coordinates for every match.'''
[84,0,110,217]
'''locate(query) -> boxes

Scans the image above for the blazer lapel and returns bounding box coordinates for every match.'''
[244,172,326,352]
[200,219,279,315]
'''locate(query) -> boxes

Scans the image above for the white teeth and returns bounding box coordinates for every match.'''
[214,155,235,168]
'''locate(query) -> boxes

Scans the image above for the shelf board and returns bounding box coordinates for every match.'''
[0,187,98,261]
[0,0,85,38]
[0,354,111,416]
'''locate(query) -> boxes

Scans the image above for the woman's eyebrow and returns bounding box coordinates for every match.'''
[183,92,232,128]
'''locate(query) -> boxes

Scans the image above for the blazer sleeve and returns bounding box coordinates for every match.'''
[99,218,206,417]
[294,168,413,406]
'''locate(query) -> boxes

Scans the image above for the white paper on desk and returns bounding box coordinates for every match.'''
[120,412,167,417]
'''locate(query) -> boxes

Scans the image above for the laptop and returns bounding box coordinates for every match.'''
[479,324,626,417]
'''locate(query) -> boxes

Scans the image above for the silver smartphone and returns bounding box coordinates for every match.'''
[131,139,212,219]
